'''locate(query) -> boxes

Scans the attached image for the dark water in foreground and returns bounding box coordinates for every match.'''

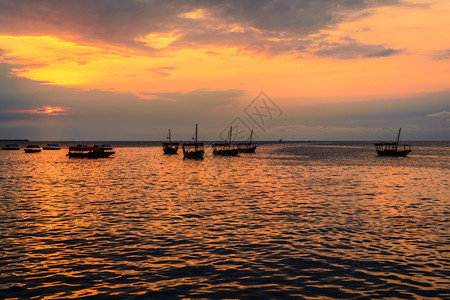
[1,142,449,299]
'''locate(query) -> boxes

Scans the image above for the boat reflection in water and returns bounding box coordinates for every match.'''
[67,145,115,158]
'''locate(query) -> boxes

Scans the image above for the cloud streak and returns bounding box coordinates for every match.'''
[427,111,450,121]
[5,106,69,116]
[314,40,402,59]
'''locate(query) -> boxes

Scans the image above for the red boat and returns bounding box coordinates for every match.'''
[67,145,115,158]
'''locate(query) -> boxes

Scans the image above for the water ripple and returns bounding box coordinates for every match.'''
[1,143,449,298]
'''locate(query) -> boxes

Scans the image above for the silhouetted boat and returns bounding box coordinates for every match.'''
[97,144,113,150]
[24,145,42,153]
[43,144,61,150]
[2,144,20,150]
[182,124,204,159]
[67,145,115,158]
[237,129,257,153]
[212,126,239,156]
[374,128,411,157]
[162,129,179,154]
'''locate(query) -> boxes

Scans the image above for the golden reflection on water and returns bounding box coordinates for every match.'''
[0,143,449,298]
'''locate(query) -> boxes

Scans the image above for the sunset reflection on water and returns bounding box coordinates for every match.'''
[1,142,449,298]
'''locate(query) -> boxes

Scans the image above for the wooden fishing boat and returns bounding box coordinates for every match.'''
[182,124,204,159]
[2,144,20,150]
[212,126,239,156]
[24,145,42,153]
[43,144,61,150]
[162,129,179,154]
[237,129,257,153]
[374,128,411,157]
[67,145,115,158]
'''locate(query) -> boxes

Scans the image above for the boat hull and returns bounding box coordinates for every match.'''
[67,151,115,158]
[163,143,179,154]
[238,146,256,153]
[183,150,204,159]
[213,149,239,156]
[24,149,41,153]
[43,147,61,150]
[2,147,20,150]
[163,148,178,154]
[376,150,411,157]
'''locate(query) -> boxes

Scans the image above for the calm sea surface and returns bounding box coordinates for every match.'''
[1,142,449,299]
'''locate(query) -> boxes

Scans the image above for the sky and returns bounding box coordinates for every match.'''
[0,0,449,141]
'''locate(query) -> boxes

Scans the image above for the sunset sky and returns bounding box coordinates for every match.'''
[0,0,449,141]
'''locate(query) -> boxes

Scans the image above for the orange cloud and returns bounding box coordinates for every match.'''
[7,106,69,115]
[0,0,448,104]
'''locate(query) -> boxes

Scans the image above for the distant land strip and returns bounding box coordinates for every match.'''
[0,139,29,141]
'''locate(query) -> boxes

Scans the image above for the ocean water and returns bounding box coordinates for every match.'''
[1,142,449,299]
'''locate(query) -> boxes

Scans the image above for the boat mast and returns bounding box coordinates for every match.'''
[396,128,402,144]
[250,129,253,144]
[229,126,232,144]
[195,123,198,144]
[168,129,171,144]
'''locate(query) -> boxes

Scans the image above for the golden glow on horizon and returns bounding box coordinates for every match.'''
[0,1,449,103]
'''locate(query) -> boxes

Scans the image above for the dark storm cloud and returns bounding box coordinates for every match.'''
[0,0,406,58]
[198,0,402,35]
[0,0,189,50]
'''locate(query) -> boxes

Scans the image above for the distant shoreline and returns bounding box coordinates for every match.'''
[0,139,29,141]
[2,140,448,143]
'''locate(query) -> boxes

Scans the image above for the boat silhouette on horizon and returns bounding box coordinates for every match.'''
[182,124,204,160]
[67,145,115,158]
[212,126,240,156]
[374,128,411,157]
[237,129,257,153]
[162,129,179,155]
